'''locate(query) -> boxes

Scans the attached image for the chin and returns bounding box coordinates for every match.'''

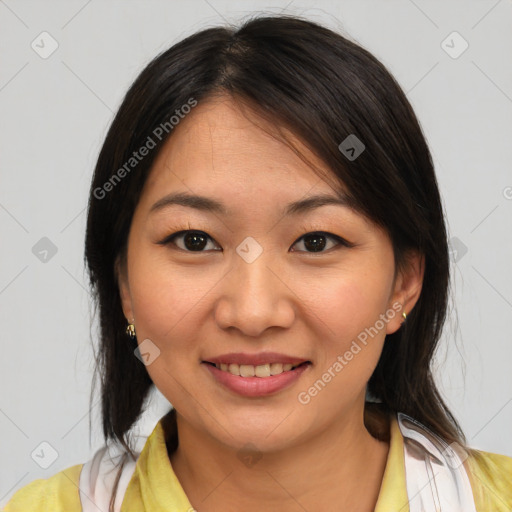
[205,411,306,454]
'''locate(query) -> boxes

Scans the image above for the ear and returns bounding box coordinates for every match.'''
[385,249,425,335]
[115,253,134,323]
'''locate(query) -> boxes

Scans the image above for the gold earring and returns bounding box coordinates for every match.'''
[402,311,407,323]
[126,319,136,339]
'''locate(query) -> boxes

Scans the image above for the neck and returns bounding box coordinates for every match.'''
[168,404,390,512]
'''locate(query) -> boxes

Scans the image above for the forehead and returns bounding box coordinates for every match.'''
[141,96,344,204]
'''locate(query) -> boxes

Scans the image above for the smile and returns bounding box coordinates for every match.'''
[202,358,311,397]
[210,362,306,378]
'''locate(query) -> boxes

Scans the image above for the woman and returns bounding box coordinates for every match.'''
[5,14,511,512]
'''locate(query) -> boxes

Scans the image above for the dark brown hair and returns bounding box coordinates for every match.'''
[84,14,465,510]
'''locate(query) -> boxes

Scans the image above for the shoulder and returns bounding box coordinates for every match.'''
[3,463,83,512]
[4,445,140,512]
[466,448,512,511]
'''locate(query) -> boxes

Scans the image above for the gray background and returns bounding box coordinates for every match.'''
[1,0,511,505]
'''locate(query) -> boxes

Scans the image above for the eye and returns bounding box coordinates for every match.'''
[159,230,221,252]
[291,232,352,253]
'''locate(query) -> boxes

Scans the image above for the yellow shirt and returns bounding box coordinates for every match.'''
[4,412,512,511]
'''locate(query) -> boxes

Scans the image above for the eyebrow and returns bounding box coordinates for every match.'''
[149,191,355,217]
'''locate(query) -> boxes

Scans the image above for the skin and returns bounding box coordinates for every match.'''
[117,95,424,512]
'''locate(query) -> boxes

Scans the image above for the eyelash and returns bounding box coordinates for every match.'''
[157,228,354,254]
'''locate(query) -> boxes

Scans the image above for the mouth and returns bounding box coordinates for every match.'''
[203,361,311,378]
[201,355,312,397]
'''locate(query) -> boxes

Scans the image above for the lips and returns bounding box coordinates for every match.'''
[201,352,311,397]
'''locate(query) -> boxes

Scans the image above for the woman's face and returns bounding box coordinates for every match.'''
[118,96,423,452]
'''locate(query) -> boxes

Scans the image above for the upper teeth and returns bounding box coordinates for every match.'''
[215,362,297,377]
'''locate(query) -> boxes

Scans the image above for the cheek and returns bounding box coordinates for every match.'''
[127,259,209,407]
[303,271,392,342]
[296,268,393,398]
[296,277,389,410]
[127,248,209,355]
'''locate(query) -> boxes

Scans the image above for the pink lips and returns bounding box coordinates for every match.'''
[202,352,311,397]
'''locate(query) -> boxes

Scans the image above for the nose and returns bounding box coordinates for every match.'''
[214,252,296,338]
